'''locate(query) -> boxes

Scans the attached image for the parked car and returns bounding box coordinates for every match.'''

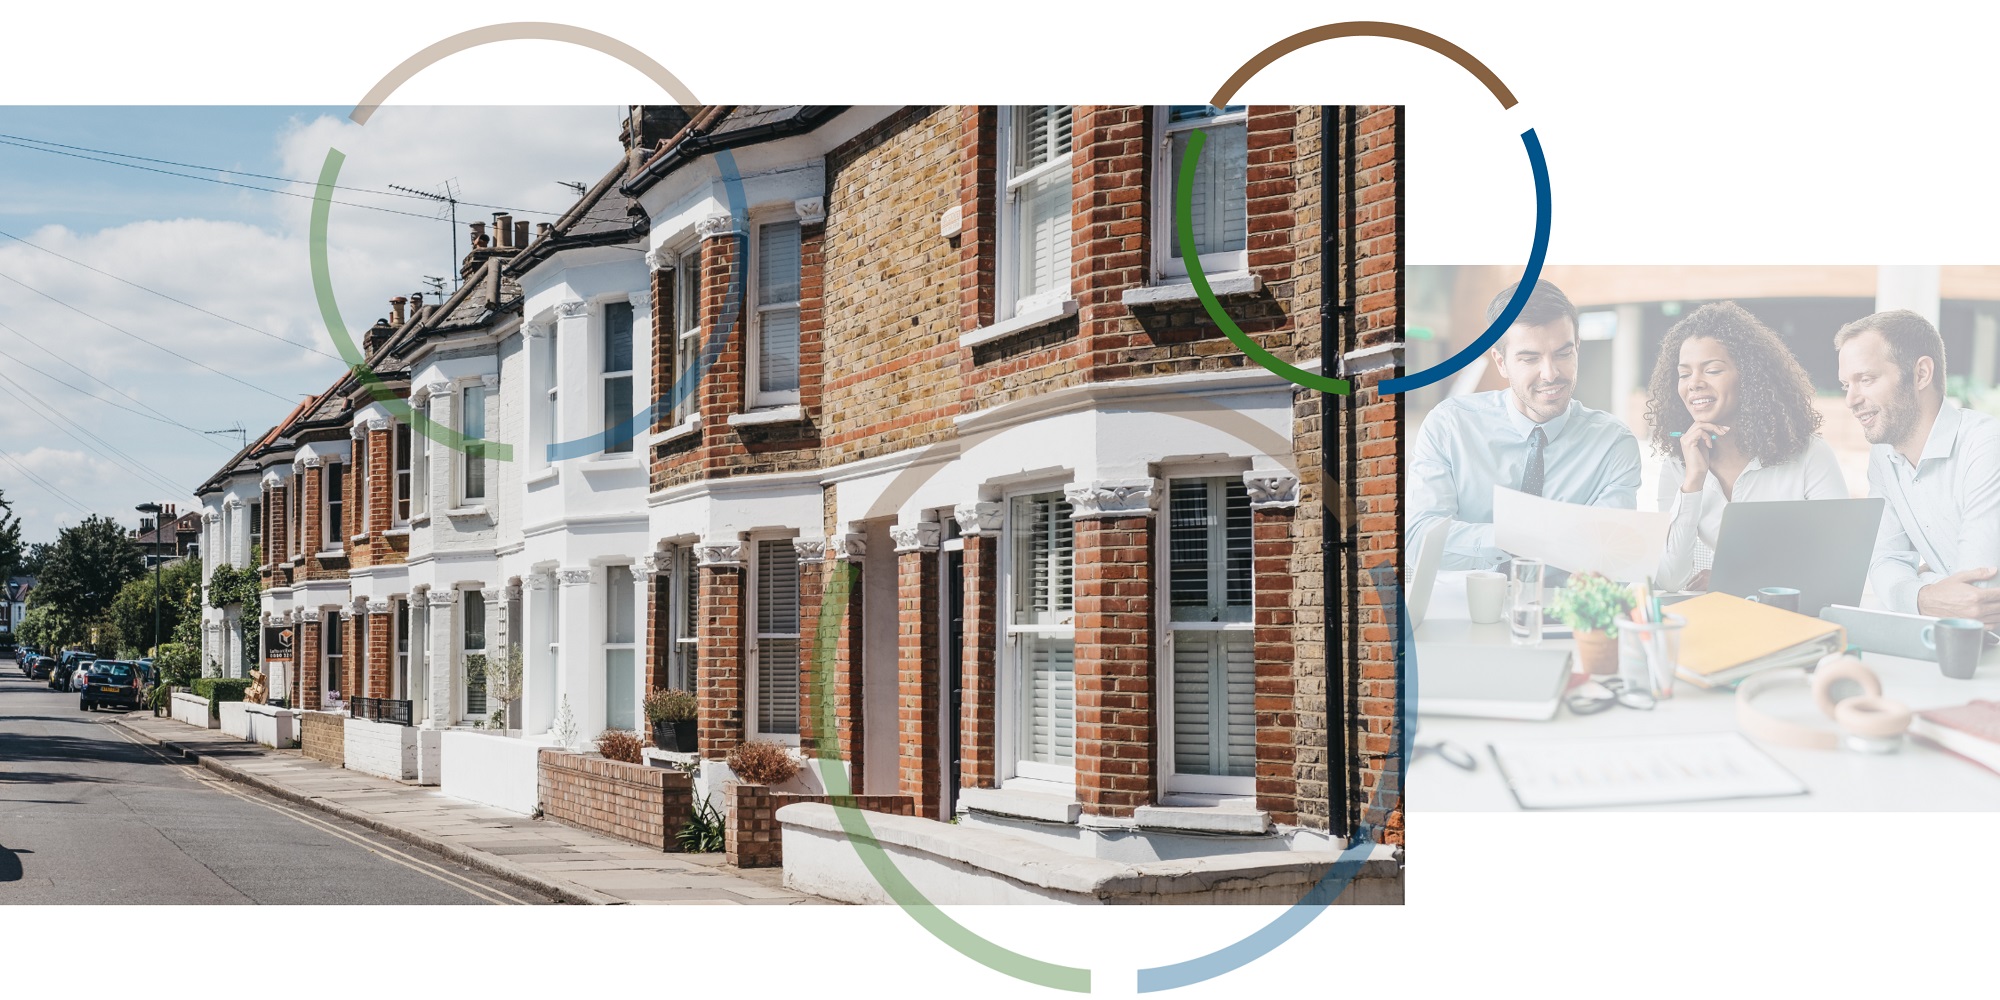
[80,661,140,712]
[51,651,96,691]
[26,655,53,680]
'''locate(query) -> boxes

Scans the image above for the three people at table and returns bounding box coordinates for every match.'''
[1408,279,1641,570]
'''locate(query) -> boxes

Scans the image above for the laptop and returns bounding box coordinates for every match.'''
[1705,497,1885,616]
[1406,518,1450,629]
[1415,642,1573,720]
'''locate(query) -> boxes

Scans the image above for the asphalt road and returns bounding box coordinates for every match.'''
[0,657,553,904]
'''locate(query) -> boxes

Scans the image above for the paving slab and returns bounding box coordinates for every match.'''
[111,713,825,906]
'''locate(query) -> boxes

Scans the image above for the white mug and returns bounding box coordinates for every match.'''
[1465,571,1508,625]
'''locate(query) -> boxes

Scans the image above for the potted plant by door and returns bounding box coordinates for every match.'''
[645,688,698,752]
[1552,572,1636,675]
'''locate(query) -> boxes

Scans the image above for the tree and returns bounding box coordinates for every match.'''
[110,558,202,656]
[33,515,145,647]
[22,541,54,577]
[16,604,76,652]
[0,489,24,584]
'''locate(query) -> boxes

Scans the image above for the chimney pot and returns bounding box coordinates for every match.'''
[515,220,530,247]
[390,295,407,326]
[493,213,513,247]
[536,222,552,240]
[411,292,424,313]
[469,221,488,249]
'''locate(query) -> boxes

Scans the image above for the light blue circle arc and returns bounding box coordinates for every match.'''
[1134,558,1411,993]
[1379,127,1551,396]
[545,148,749,461]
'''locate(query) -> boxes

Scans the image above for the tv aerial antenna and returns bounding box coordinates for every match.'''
[389,179,462,287]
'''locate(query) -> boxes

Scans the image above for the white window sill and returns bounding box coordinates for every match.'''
[349,533,367,544]
[523,466,560,487]
[959,785,1080,824]
[442,505,490,519]
[960,298,1079,350]
[1132,803,1270,835]
[384,526,411,537]
[727,404,804,427]
[1121,272,1262,307]
[318,547,345,557]
[582,455,643,474]
[656,414,702,443]
[409,515,431,528]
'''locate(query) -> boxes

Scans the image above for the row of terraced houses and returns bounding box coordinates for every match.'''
[192,104,1403,900]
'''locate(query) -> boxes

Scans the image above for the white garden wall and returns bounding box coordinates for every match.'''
[218,701,251,740]
[440,730,549,814]
[345,716,420,780]
[243,703,297,749]
[171,691,216,729]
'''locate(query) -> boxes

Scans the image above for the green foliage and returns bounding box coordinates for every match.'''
[109,559,202,656]
[15,604,69,651]
[677,792,725,853]
[192,676,253,719]
[645,687,698,723]
[1552,572,1637,634]
[483,647,524,729]
[32,515,145,626]
[0,488,23,584]
[207,563,260,608]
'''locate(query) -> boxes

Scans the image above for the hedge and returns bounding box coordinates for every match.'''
[191,677,254,720]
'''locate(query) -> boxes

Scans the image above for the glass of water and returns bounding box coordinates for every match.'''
[1509,558,1545,646]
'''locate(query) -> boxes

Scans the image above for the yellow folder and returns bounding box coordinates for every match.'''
[1669,592,1847,688]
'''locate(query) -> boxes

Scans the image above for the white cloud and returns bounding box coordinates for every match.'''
[0,106,621,546]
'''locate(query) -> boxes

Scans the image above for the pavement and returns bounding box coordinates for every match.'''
[0,669,554,903]
[107,703,827,905]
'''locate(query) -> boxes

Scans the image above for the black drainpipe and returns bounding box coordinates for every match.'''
[1321,106,1353,840]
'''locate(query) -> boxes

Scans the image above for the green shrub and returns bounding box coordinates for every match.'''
[644,687,697,723]
[192,676,254,719]
[677,794,725,853]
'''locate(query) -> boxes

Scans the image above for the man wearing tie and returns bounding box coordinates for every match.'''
[1409,279,1643,570]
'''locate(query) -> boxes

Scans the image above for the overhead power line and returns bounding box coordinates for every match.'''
[0,446,91,512]
[0,366,191,499]
[0,337,230,449]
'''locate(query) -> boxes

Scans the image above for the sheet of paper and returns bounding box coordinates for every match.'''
[1489,732,1808,809]
[1492,485,1672,583]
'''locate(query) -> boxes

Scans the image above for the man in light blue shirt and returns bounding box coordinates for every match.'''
[1409,280,1643,570]
[1835,310,2000,625]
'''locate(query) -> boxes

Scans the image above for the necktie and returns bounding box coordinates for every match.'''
[1520,426,1546,497]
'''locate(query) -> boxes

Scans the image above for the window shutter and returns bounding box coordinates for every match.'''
[1173,631,1255,777]
[1165,107,1249,264]
[1024,634,1075,765]
[757,221,802,395]
[756,539,800,736]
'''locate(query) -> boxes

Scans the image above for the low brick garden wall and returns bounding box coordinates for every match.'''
[727,784,916,868]
[299,711,346,766]
[538,749,694,851]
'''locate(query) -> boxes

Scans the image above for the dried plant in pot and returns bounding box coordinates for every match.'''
[644,688,698,752]
[595,729,644,764]
[725,738,801,786]
[1552,572,1635,675]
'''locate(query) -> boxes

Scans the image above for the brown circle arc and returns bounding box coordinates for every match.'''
[349,21,701,124]
[1208,20,1518,109]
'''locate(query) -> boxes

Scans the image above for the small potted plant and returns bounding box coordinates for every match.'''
[645,688,699,753]
[1551,572,1635,675]
[725,738,801,787]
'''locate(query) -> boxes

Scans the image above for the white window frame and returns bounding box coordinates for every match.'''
[605,565,638,732]
[600,299,636,455]
[998,486,1077,787]
[289,471,302,560]
[247,500,261,562]
[996,105,1076,319]
[529,321,558,472]
[1152,105,1250,282]
[392,596,409,701]
[411,400,429,518]
[1158,470,1258,797]
[664,543,698,691]
[746,533,801,745]
[460,588,490,724]
[459,385,488,504]
[323,611,344,704]
[670,246,702,428]
[747,216,802,410]
[354,606,370,701]
[393,422,412,524]
[323,461,344,552]
[352,433,369,535]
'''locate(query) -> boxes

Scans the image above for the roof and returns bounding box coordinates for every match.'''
[621,105,847,198]
[505,155,647,275]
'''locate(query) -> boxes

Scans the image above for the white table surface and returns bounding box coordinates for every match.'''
[1412,571,2000,811]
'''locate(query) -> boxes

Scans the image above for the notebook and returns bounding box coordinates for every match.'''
[1489,732,1809,809]
[1909,700,2000,778]
[1671,592,1847,689]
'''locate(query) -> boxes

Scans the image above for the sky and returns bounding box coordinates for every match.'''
[0,105,625,548]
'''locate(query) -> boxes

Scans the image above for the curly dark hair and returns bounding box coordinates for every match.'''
[1644,301,1822,465]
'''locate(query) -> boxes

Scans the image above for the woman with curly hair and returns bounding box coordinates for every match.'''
[1646,301,1847,590]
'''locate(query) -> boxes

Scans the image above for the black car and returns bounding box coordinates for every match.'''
[80,660,140,711]
[26,655,54,680]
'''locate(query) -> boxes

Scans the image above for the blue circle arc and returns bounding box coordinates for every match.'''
[544,149,749,462]
[1134,558,1413,992]
[1379,127,1551,396]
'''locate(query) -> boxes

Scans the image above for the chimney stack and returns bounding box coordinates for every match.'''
[493,213,513,248]
[515,220,530,247]
[390,296,407,326]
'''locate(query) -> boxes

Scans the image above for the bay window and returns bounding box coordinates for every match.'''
[324,461,344,550]
[411,400,429,518]
[751,220,801,408]
[461,385,487,503]
[606,568,636,732]
[462,590,487,721]
[1009,491,1075,782]
[602,300,635,454]
[750,538,800,739]
[394,422,411,522]
[324,613,344,702]
[671,248,701,425]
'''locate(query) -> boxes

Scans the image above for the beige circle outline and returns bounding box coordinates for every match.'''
[348,21,700,123]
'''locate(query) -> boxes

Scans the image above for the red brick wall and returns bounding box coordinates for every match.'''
[896,545,942,818]
[1071,513,1156,819]
[538,749,695,852]
[726,783,915,869]
[1253,504,1299,824]
[958,531,999,792]
[696,559,744,756]
[299,618,322,711]
[832,558,866,790]
[367,611,391,699]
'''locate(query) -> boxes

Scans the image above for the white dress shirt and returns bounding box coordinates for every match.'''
[1867,401,2000,613]
[1409,390,1642,570]
[1654,436,1849,591]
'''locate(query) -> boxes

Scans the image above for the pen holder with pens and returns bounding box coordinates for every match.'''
[1618,614,1686,700]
